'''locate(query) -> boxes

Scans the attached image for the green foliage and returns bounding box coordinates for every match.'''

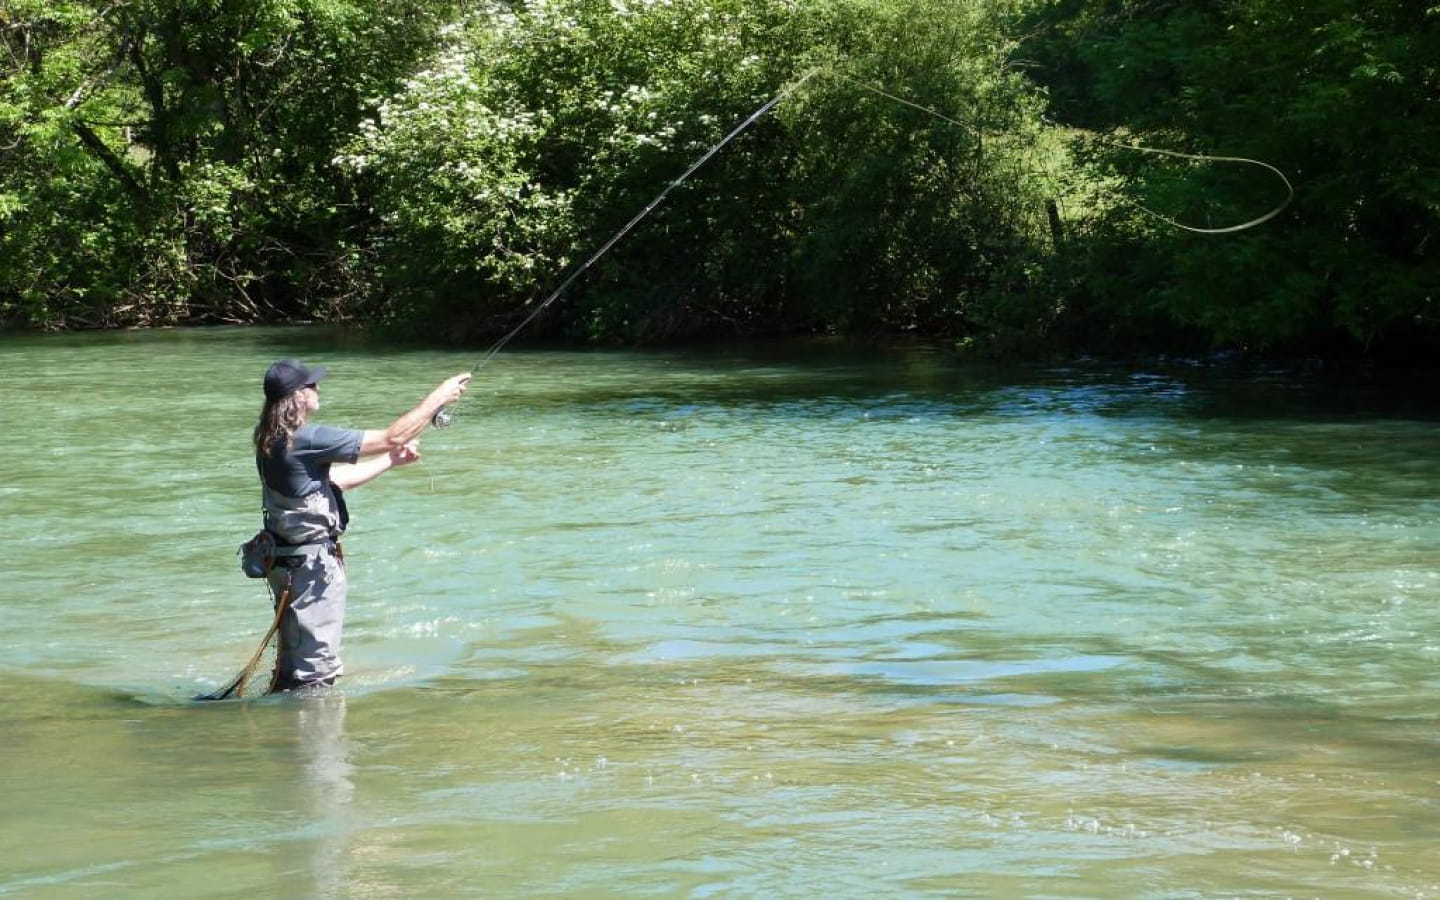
[8,0,1435,357]
[1025,0,1440,353]
[1,0,458,327]
[343,0,1059,342]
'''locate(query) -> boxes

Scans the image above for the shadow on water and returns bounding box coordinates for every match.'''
[453,345,1440,449]
[19,324,1433,427]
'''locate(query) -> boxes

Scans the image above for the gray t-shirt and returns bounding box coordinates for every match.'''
[257,423,363,544]
[258,423,363,496]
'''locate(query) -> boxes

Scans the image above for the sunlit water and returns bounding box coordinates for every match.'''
[2,326,1437,899]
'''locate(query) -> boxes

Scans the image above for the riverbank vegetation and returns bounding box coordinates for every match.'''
[2,0,1436,357]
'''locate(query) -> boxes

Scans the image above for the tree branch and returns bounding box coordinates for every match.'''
[71,119,148,201]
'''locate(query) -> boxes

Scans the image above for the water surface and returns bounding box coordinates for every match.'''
[2,327,1437,898]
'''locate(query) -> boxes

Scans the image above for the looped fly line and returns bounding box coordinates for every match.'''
[1090,139,1295,234]
[431,65,1293,426]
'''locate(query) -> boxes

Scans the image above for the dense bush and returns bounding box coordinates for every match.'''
[338,0,1057,343]
[1,0,458,327]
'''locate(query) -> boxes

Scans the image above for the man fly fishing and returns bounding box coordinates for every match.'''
[253,358,470,692]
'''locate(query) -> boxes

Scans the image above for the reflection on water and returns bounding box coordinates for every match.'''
[1,327,1438,898]
[294,694,353,899]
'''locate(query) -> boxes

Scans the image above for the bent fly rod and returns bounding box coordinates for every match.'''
[431,67,822,428]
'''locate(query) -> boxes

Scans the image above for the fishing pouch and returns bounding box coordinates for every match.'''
[238,530,277,578]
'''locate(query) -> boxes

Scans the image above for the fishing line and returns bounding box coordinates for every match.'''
[431,66,1292,427]
[833,73,1292,234]
[822,73,1292,234]
[831,73,981,137]
[1088,139,1294,234]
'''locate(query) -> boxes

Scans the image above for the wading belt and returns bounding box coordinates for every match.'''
[273,539,343,567]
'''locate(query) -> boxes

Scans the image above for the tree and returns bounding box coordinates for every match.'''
[1,0,459,327]
[1024,0,1440,353]
[341,0,1060,343]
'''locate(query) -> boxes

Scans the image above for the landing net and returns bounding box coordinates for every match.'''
[194,590,290,701]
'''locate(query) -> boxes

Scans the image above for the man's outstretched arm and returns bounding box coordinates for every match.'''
[357,373,471,456]
[331,442,421,490]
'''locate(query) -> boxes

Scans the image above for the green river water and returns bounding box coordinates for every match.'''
[1,326,1437,899]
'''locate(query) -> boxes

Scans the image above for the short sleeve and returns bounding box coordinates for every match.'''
[298,423,363,464]
[259,423,365,497]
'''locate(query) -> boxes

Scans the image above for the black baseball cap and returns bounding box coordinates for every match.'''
[263,358,328,401]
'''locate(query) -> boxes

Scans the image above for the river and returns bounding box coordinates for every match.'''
[1,326,1437,898]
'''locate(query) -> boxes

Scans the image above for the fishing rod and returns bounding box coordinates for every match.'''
[431,67,822,428]
[430,66,1293,428]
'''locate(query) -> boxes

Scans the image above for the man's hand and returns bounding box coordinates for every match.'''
[430,373,472,408]
[390,441,422,467]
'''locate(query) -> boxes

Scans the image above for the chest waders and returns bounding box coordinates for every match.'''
[262,482,350,692]
[195,484,349,701]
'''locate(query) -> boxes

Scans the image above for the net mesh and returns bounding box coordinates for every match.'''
[194,589,290,701]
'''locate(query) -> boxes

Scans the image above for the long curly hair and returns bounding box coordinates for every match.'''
[253,393,308,457]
